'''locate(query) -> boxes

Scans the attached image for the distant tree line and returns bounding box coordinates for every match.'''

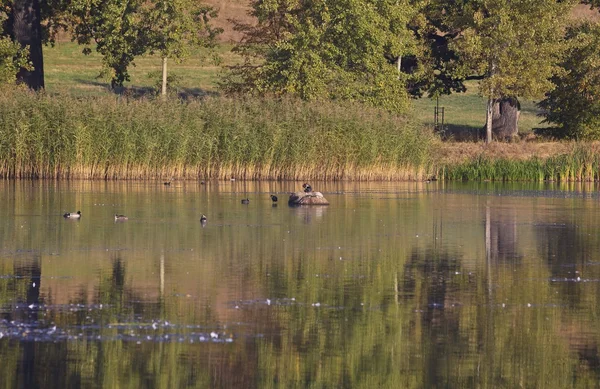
[1,0,600,140]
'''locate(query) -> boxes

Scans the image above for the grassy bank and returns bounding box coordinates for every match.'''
[441,145,600,182]
[0,88,434,180]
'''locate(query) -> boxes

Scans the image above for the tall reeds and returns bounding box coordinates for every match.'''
[0,88,434,180]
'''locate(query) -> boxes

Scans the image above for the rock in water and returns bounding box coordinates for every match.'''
[288,191,329,205]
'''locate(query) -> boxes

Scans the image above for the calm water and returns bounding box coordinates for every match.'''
[1,180,600,388]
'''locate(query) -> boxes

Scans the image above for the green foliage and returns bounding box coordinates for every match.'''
[141,0,221,60]
[0,12,30,84]
[450,0,574,101]
[538,22,600,140]
[66,0,146,89]
[221,0,420,113]
[0,87,434,179]
[64,0,221,90]
[411,0,575,104]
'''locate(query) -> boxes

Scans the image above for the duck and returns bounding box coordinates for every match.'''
[200,214,207,223]
[163,181,171,186]
[114,214,128,221]
[270,194,278,202]
[302,183,312,193]
[63,211,81,219]
[241,198,250,204]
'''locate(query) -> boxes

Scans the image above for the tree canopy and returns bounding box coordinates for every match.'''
[0,11,30,85]
[222,0,420,113]
[411,0,576,141]
[539,22,600,139]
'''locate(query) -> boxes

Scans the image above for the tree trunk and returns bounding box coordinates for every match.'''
[11,0,44,90]
[161,57,168,99]
[485,98,493,144]
[482,97,520,142]
[491,97,520,140]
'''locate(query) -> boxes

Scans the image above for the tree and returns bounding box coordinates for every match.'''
[538,22,600,140]
[222,0,420,113]
[415,0,574,142]
[0,11,30,85]
[66,0,146,89]
[141,0,221,98]
[1,0,43,89]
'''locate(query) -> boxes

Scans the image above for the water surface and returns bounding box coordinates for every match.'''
[1,180,600,388]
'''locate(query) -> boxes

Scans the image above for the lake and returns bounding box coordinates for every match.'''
[1,180,599,388]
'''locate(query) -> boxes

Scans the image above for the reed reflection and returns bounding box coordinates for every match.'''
[0,181,599,388]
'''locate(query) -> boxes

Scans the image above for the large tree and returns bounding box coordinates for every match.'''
[411,0,576,142]
[222,0,420,113]
[538,22,600,139]
[0,11,30,84]
[66,0,146,89]
[1,0,43,89]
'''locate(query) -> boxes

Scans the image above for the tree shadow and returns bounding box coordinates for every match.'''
[74,79,219,100]
[436,124,483,142]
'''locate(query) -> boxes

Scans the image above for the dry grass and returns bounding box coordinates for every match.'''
[203,0,254,42]
[438,140,600,165]
[571,4,600,22]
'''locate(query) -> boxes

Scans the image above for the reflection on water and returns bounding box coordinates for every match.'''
[1,180,600,387]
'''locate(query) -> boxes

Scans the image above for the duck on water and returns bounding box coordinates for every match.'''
[63,211,81,219]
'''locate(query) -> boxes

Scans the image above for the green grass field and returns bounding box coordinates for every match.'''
[44,41,240,96]
[411,81,547,139]
[43,42,547,137]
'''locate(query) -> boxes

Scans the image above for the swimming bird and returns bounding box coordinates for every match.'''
[270,194,278,202]
[63,211,81,219]
[241,198,250,204]
[114,214,128,221]
[164,181,171,186]
[302,183,312,193]
[200,214,207,223]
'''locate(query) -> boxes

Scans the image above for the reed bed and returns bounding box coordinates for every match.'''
[0,88,434,180]
[442,145,600,182]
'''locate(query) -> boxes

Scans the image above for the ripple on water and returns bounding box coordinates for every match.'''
[0,318,234,344]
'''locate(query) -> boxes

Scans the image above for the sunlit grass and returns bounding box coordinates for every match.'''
[411,80,548,139]
[44,41,239,96]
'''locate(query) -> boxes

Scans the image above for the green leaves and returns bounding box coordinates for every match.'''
[539,22,600,139]
[141,0,221,61]
[66,0,146,88]
[65,0,220,89]
[451,0,574,101]
[0,12,31,85]
[222,0,419,113]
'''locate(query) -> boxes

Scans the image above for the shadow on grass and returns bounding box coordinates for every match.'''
[437,124,483,142]
[74,79,219,99]
[520,102,543,116]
